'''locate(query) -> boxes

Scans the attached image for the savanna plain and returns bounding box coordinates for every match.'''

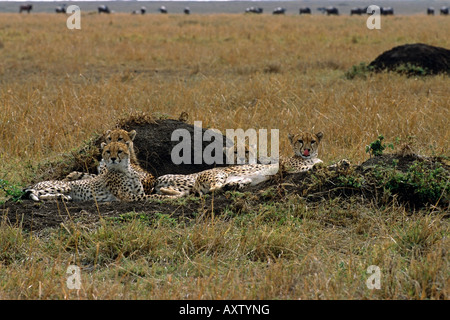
[0,13,449,300]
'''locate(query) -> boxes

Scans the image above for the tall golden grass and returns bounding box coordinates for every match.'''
[0,13,449,183]
[0,13,449,300]
[0,200,448,299]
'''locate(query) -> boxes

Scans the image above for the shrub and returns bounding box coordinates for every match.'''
[365,135,394,157]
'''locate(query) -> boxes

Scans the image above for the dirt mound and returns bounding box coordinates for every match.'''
[369,43,450,75]
[246,152,450,209]
[5,153,448,233]
[33,114,232,182]
[117,117,232,177]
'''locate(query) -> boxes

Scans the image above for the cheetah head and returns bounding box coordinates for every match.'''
[104,129,137,144]
[223,143,257,164]
[101,141,132,171]
[288,131,323,159]
[104,129,138,164]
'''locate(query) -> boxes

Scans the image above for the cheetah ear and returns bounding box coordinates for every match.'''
[125,140,132,148]
[288,133,294,144]
[101,142,107,149]
[129,130,137,141]
[316,132,324,141]
[105,130,111,136]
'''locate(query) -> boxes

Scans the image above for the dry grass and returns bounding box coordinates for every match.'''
[1,14,449,181]
[0,198,448,300]
[0,13,449,300]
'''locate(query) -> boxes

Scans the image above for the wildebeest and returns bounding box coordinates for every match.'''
[55,4,66,13]
[318,6,339,15]
[427,7,435,15]
[184,7,190,14]
[132,7,146,14]
[98,5,111,14]
[299,7,311,14]
[380,7,394,15]
[441,6,449,15]
[245,7,263,14]
[364,6,374,14]
[19,4,32,13]
[159,6,168,14]
[273,7,286,15]
[350,7,364,15]
[325,6,339,15]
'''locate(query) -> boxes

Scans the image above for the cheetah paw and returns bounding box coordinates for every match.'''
[328,159,351,171]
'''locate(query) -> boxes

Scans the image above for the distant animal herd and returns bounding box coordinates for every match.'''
[16,4,450,16]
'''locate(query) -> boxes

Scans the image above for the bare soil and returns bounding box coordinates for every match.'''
[3,154,449,233]
[3,117,449,233]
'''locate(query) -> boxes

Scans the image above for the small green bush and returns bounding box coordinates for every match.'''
[394,63,429,76]
[382,161,449,206]
[0,179,24,203]
[345,62,373,79]
[365,135,394,157]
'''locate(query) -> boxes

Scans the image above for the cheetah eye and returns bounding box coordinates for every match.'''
[106,150,111,154]
[118,137,123,141]
[311,140,316,144]
[118,150,123,154]
[298,140,303,144]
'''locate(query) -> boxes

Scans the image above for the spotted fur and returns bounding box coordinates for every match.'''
[25,142,179,202]
[63,129,156,194]
[153,143,257,196]
[192,131,328,195]
[281,131,324,172]
[193,163,279,196]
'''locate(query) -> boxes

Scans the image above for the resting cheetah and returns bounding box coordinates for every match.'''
[153,143,258,196]
[64,129,157,195]
[24,141,179,202]
[192,131,349,195]
[193,163,280,196]
[283,131,350,172]
[153,173,199,197]
[281,131,324,172]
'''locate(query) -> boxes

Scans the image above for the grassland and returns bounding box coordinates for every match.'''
[0,13,449,300]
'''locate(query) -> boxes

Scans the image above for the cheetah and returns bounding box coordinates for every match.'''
[193,163,280,196]
[153,143,258,197]
[281,131,324,172]
[192,131,350,195]
[24,141,180,202]
[63,129,157,195]
[282,131,350,172]
[153,172,199,197]
[287,131,351,171]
